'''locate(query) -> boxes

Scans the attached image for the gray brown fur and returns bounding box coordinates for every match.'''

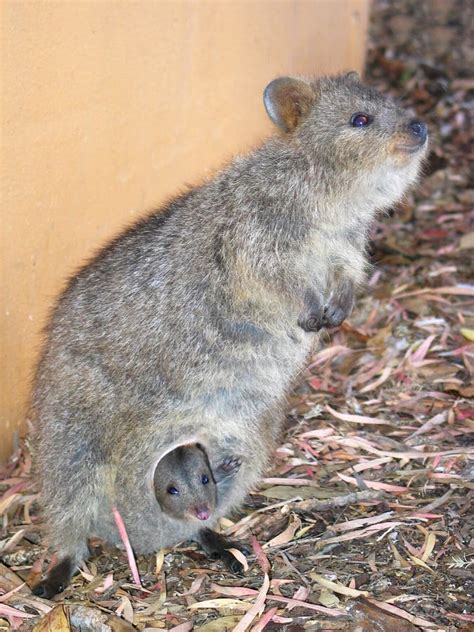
[32,72,428,584]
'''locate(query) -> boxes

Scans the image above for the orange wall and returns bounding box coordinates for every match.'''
[1,0,369,462]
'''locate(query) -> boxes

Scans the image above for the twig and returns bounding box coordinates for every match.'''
[291,489,385,513]
[279,550,311,587]
[418,488,454,513]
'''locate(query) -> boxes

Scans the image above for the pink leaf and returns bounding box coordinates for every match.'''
[409,334,436,363]
[250,535,271,574]
[232,573,270,632]
[0,604,35,620]
[250,607,278,632]
[366,598,437,628]
[112,505,142,588]
[326,405,392,425]
[337,473,408,493]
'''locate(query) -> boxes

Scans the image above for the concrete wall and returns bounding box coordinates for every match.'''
[0,0,369,462]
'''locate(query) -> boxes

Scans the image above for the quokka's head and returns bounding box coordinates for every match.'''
[264,72,428,196]
[153,444,217,522]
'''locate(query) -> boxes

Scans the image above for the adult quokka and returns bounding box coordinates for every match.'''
[32,71,428,597]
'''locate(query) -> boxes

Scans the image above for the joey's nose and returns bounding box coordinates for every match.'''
[194,506,210,521]
[408,119,427,143]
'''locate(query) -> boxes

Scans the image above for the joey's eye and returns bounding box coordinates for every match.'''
[167,486,179,495]
[201,474,209,485]
[350,113,372,127]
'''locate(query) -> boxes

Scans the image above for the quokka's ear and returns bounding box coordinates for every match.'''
[344,70,360,82]
[263,77,315,132]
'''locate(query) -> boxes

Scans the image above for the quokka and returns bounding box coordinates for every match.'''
[32,71,428,597]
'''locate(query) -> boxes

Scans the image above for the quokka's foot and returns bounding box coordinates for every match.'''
[322,303,347,328]
[197,528,250,574]
[32,556,73,599]
[322,280,354,328]
[297,289,325,332]
[298,312,324,332]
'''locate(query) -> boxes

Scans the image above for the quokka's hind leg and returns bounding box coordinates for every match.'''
[32,470,96,599]
[196,528,250,575]
[32,540,90,599]
[32,557,74,599]
[33,429,108,598]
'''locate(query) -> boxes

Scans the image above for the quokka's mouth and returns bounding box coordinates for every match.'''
[186,507,212,521]
[396,119,428,155]
[396,140,427,155]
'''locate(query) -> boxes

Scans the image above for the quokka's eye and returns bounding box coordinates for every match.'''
[350,113,372,127]
[167,486,179,495]
[201,474,209,485]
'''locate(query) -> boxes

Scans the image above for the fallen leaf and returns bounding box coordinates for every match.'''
[249,607,278,632]
[336,473,408,493]
[319,588,340,608]
[190,598,251,611]
[228,548,249,573]
[196,616,242,631]
[32,605,70,631]
[365,598,438,628]
[460,327,474,341]
[310,573,369,597]
[264,515,301,548]
[326,405,393,426]
[421,532,437,562]
[260,485,324,500]
[459,231,474,250]
[250,535,270,574]
[348,600,422,631]
[232,573,270,632]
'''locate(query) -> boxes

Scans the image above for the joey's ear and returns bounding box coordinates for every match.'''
[344,71,360,82]
[263,77,315,132]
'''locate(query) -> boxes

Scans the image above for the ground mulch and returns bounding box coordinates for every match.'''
[1,1,473,630]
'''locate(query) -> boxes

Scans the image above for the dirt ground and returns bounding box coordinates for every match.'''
[1,0,473,630]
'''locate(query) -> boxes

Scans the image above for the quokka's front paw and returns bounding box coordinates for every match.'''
[214,455,242,480]
[322,279,354,328]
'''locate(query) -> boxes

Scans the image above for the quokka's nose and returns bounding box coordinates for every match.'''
[408,119,427,143]
[194,506,210,521]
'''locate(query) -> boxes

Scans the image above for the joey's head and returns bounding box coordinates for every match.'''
[264,72,428,212]
[153,444,216,522]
